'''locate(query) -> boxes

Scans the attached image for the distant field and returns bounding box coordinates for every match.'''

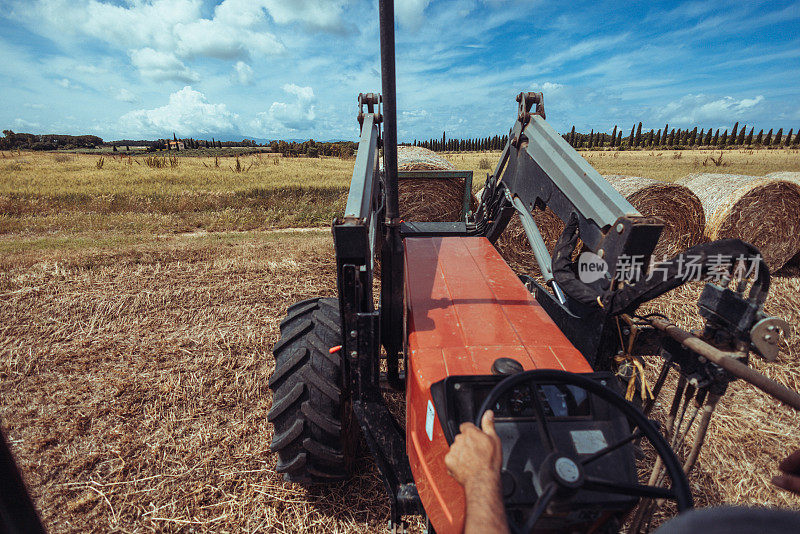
[449,148,800,182]
[1,148,798,241]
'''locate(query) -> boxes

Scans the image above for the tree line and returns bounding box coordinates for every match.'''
[1,130,103,150]
[563,122,800,150]
[408,123,800,152]
[410,133,509,152]
[266,139,356,158]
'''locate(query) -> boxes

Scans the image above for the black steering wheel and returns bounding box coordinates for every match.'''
[474,369,693,534]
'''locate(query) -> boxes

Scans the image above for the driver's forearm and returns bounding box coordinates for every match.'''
[464,473,510,534]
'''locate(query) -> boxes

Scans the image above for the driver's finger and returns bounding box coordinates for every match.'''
[481,410,498,439]
[772,474,800,495]
[778,449,800,473]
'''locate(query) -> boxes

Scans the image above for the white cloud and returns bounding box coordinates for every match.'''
[56,78,73,88]
[115,88,138,104]
[211,0,348,32]
[251,83,316,133]
[395,0,432,30]
[257,0,348,32]
[129,48,198,83]
[659,94,766,125]
[233,62,254,85]
[173,19,284,59]
[14,118,40,129]
[120,86,238,136]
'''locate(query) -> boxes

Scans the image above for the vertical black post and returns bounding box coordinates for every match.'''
[379,0,399,219]
[378,0,404,389]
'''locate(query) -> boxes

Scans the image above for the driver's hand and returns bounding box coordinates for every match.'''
[772,449,800,495]
[445,410,503,488]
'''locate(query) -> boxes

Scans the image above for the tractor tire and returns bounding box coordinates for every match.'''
[267,297,356,484]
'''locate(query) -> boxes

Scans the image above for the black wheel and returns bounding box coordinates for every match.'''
[267,297,357,484]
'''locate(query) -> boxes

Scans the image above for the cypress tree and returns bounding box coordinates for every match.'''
[617,131,623,147]
[698,129,704,146]
[746,127,753,145]
[629,124,636,147]
[675,129,683,145]
[611,125,617,147]
[775,128,783,145]
[785,129,794,147]
[719,130,728,146]
[731,122,739,142]
[737,125,746,145]
[690,127,698,146]
[588,129,594,148]
[667,129,675,146]
[792,129,800,146]
[655,129,662,145]
[704,129,713,145]
[635,122,642,147]
[663,124,669,145]
[764,129,773,145]
[755,129,763,145]
[712,129,719,145]
[569,125,576,146]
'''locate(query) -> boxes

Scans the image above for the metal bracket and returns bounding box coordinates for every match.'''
[517,91,545,126]
[358,92,383,128]
[750,316,790,362]
[511,92,544,147]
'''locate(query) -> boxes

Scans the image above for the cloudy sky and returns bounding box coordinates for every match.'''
[1,0,798,142]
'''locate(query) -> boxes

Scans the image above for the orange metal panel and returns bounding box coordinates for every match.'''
[404,236,592,534]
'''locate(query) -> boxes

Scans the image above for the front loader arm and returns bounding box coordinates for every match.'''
[477,92,664,282]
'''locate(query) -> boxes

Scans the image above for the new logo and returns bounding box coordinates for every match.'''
[578,251,608,283]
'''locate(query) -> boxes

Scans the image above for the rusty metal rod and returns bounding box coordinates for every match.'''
[647,316,800,411]
[683,393,721,475]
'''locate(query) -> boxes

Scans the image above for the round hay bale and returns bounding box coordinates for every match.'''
[604,175,706,258]
[679,173,800,271]
[396,145,455,171]
[767,171,800,183]
[395,146,464,222]
[494,208,565,277]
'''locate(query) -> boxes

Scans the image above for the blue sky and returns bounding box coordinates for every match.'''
[1,0,798,142]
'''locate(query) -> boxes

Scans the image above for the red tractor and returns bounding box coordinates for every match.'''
[265,2,798,533]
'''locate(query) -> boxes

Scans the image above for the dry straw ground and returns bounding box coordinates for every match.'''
[1,148,800,533]
[1,232,399,533]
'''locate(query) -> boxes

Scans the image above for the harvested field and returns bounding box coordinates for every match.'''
[680,173,800,271]
[2,148,800,532]
[449,149,800,184]
[1,232,799,533]
[0,232,399,533]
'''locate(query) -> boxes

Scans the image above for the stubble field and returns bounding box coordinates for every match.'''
[1,148,799,532]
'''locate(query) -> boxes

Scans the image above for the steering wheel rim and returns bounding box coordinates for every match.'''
[474,369,693,534]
